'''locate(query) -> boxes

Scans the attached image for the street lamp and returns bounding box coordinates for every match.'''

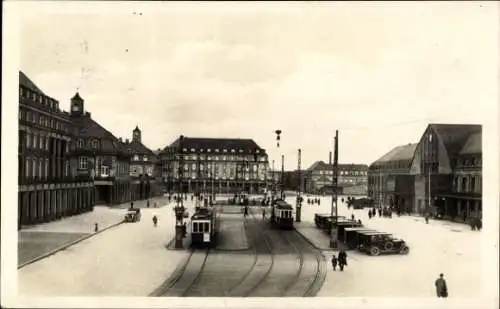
[174,135,186,249]
[427,133,433,215]
[296,148,302,222]
[330,130,339,249]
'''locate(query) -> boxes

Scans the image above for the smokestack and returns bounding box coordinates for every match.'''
[329,151,332,165]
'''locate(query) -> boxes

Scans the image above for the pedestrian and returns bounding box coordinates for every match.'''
[358,219,362,225]
[368,210,372,219]
[147,200,150,208]
[435,273,448,298]
[338,250,347,271]
[351,214,355,221]
[94,223,99,232]
[262,208,266,219]
[331,255,338,271]
[244,206,249,218]
[425,214,429,224]
[130,201,134,209]
[152,215,158,227]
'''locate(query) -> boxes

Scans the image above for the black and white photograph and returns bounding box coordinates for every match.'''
[2,1,499,309]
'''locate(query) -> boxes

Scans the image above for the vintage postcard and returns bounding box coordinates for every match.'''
[1,1,499,309]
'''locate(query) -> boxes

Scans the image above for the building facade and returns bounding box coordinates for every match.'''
[409,124,481,220]
[124,126,162,200]
[304,161,368,195]
[69,92,132,205]
[369,123,482,222]
[159,137,268,194]
[368,143,417,212]
[18,72,94,227]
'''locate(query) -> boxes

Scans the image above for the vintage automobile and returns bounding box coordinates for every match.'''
[341,227,378,249]
[124,208,141,223]
[347,197,375,209]
[357,231,410,256]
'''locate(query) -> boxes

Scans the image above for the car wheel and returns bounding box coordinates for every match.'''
[400,246,409,254]
[370,246,380,256]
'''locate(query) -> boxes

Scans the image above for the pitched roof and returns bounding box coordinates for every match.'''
[459,132,482,155]
[128,140,155,156]
[372,143,418,167]
[19,71,45,94]
[71,115,126,154]
[166,137,265,154]
[429,124,481,158]
[307,161,368,171]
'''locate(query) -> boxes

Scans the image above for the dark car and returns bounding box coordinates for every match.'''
[342,227,378,249]
[357,231,409,256]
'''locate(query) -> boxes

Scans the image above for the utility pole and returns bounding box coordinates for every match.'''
[174,135,186,249]
[281,154,285,200]
[427,133,432,215]
[296,148,302,222]
[330,130,339,249]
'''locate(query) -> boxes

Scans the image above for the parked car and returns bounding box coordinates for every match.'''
[357,231,409,256]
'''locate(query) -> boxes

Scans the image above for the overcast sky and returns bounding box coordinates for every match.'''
[17,2,497,169]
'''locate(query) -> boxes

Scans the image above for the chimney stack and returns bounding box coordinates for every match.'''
[329,151,332,165]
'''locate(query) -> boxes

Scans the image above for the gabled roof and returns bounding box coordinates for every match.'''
[371,143,418,167]
[306,161,368,171]
[167,137,265,154]
[19,71,44,94]
[459,132,482,155]
[128,140,155,156]
[429,124,481,158]
[71,115,126,154]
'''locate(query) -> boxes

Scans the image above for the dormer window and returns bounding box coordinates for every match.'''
[215,149,219,152]
[143,156,148,161]
[133,155,139,161]
[239,149,243,153]
[182,148,187,152]
[39,96,43,104]
[200,149,204,152]
[223,149,227,153]
[231,149,235,153]
[207,149,211,153]
[32,92,36,100]
[191,148,195,152]
[77,139,84,148]
[256,149,260,153]
[92,140,98,148]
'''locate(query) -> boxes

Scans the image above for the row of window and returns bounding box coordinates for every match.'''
[130,165,154,176]
[183,147,261,154]
[192,221,211,233]
[19,107,68,133]
[175,155,266,162]
[79,156,129,176]
[77,139,99,149]
[454,175,482,194]
[315,178,365,184]
[20,87,59,110]
[318,170,367,176]
[22,132,69,153]
[458,157,481,167]
[22,157,69,179]
[169,171,265,181]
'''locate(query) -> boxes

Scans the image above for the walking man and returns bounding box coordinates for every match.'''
[435,273,448,298]
[331,255,338,271]
[152,215,158,227]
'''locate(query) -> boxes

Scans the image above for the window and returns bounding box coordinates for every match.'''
[461,177,467,192]
[50,119,55,129]
[33,134,38,148]
[20,88,23,97]
[133,155,139,161]
[231,149,235,153]
[25,158,30,178]
[32,92,36,101]
[46,159,49,178]
[79,157,88,169]
[65,160,69,177]
[215,149,219,153]
[143,155,148,161]
[46,138,50,150]
[26,133,31,148]
[78,139,84,148]
[39,136,44,149]
[222,156,226,161]
[92,140,98,148]
[39,159,43,178]
[102,165,110,176]
[32,158,37,178]
[191,148,195,152]
[207,149,211,152]
[471,177,476,192]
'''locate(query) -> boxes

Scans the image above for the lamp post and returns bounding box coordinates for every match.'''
[275,129,282,200]
[427,132,433,215]
[330,130,339,249]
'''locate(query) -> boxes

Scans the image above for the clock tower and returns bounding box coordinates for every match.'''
[70,92,84,117]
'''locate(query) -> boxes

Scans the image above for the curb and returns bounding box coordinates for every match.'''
[294,228,337,252]
[18,220,125,269]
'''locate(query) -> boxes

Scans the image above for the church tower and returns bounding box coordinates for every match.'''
[70,92,84,117]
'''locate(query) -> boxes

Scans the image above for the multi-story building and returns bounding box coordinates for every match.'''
[409,124,481,220]
[368,143,417,212]
[159,137,268,194]
[69,92,132,205]
[369,123,482,221]
[304,161,368,195]
[123,126,162,200]
[18,71,93,227]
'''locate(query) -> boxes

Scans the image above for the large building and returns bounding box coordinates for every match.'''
[304,161,368,195]
[159,137,268,194]
[368,123,482,222]
[409,124,481,220]
[69,92,132,205]
[18,72,94,227]
[123,126,162,200]
[368,143,418,212]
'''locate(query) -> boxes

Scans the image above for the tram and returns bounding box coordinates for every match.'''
[270,200,294,229]
[190,206,218,247]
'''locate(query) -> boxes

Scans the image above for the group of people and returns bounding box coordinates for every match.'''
[307,198,321,205]
[331,249,348,271]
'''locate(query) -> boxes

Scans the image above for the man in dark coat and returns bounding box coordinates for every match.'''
[435,273,448,297]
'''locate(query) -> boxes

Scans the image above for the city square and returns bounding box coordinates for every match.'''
[2,2,499,309]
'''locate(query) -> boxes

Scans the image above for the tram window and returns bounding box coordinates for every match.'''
[203,222,209,232]
[192,222,198,233]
